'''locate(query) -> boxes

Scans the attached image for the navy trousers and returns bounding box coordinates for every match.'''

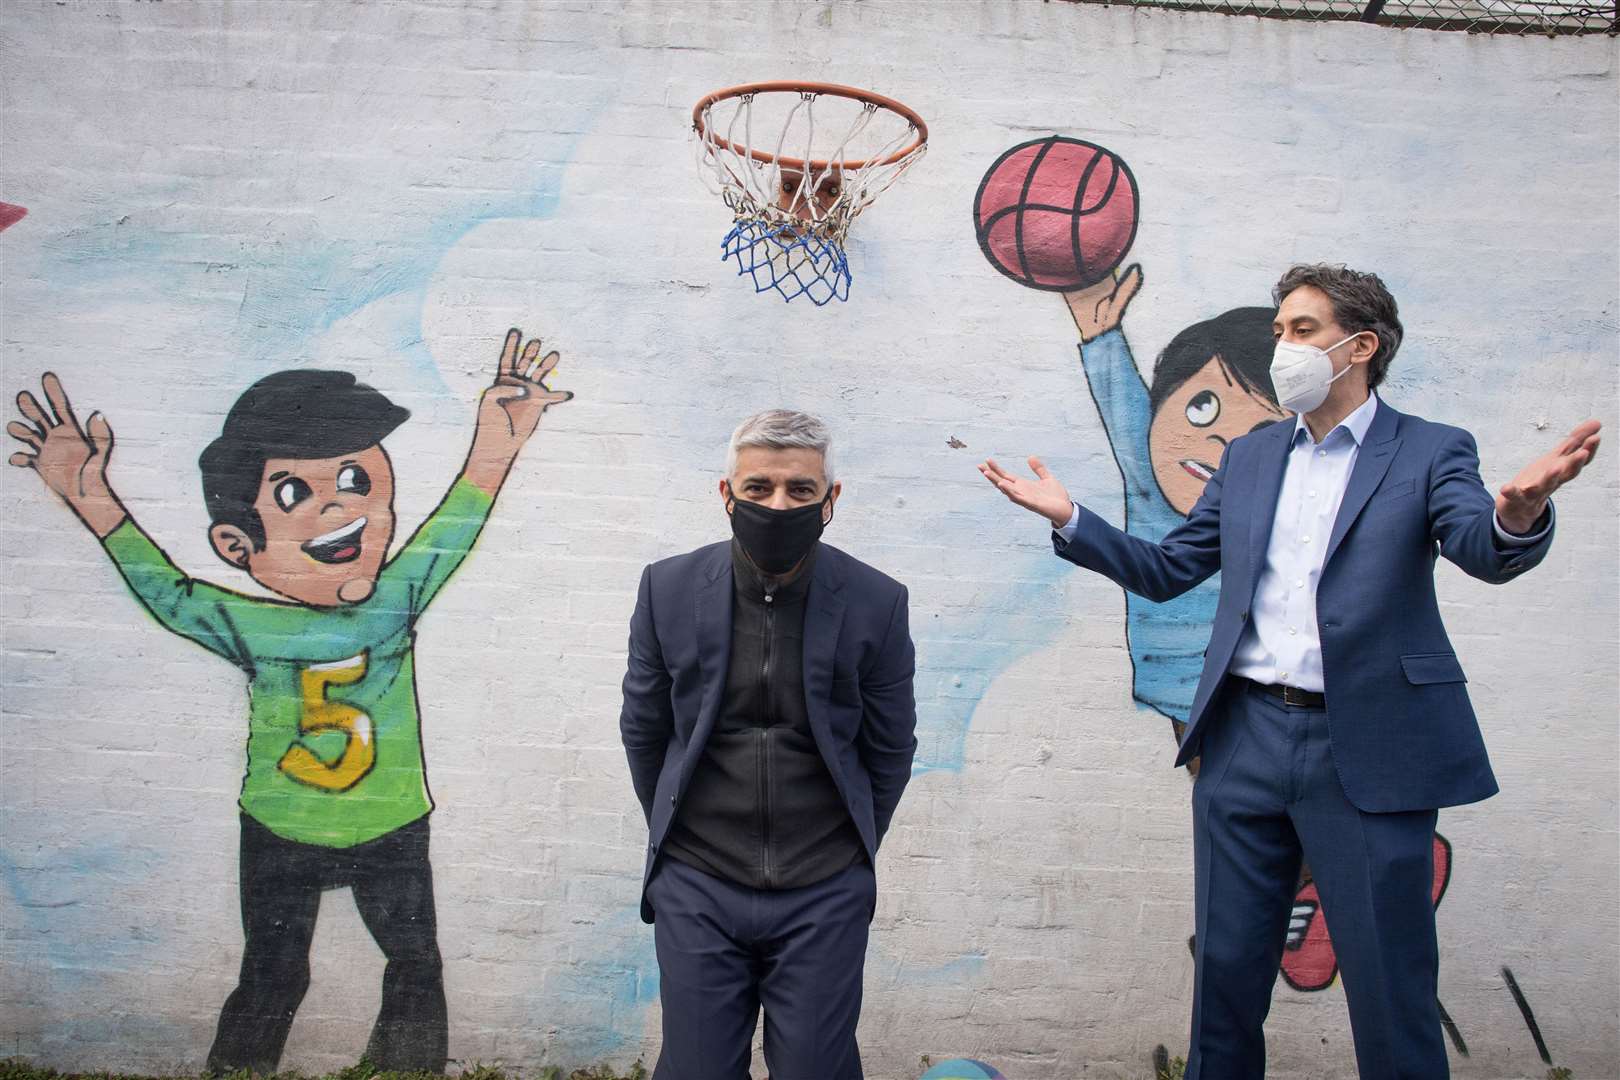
[1189,683,1446,1079]
[649,856,875,1080]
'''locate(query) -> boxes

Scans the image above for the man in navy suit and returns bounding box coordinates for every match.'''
[980,264,1602,1078]
[621,409,916,1080]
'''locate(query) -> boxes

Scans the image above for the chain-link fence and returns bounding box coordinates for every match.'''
[1067,0,1616,35]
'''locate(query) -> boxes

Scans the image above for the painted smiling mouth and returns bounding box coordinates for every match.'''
[1180,459,1216,482]
[302,517,366,565]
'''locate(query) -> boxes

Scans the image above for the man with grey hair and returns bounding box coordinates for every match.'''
[621,409,916,1080]
[982,265,1601,1078]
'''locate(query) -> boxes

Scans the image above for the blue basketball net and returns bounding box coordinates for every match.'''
[720,218,851,306]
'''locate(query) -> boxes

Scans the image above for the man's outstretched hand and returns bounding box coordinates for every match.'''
[465,327,574,495]
[979,456,1076,530]
[1496,419,1602,535]
[9,373,127,538]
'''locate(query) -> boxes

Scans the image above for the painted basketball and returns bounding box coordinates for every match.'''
[973,135,1139,292]
[920,1061,1007,1080]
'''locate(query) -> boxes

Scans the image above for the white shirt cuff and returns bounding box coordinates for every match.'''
[1054,502,1082,543]
[1493,502,1553,546]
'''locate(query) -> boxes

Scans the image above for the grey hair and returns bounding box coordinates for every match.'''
[725,409,836,485]
[1273,263,1405,390]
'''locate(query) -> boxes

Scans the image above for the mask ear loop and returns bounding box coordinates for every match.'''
[821,489,836,526]
[1331,330,1376,384]
[1327,330,1371,357]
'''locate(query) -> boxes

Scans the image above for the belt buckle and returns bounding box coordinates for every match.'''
[1282,685,1310,707]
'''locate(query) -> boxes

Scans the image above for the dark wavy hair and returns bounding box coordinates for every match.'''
[1274,264,1404,390]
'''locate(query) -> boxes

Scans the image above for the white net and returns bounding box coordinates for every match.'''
[693,85,927,304]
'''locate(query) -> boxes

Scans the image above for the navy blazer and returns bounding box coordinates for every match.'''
[1055,398,1553,813]
[620,540,916,922]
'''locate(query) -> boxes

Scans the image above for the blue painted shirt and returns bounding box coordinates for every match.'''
[1072,330,1220,724]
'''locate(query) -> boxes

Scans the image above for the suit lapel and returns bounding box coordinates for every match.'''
[1247,419,1297,591]
[1324,400,1402,568]
[692,545,733,750]
[802,546,847,738]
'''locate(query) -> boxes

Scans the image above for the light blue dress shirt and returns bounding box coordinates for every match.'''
[1228,393,1383,691]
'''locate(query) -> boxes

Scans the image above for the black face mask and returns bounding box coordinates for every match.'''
[727,490,832,575]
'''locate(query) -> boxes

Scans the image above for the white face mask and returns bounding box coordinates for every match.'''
[1269,332,1364,414]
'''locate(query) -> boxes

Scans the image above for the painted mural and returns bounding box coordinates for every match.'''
[0,3,1614,1077]
[6,334,570,1071]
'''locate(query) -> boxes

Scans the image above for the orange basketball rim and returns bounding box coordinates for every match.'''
[691,80,928,305]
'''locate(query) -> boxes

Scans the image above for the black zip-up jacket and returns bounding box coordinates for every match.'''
[662,542,866,889]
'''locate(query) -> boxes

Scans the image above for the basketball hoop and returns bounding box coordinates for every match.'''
[693,81,928,305]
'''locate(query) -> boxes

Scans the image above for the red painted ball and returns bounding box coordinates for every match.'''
[973,136,1139,291]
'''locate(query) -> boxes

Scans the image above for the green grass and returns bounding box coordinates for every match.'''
[4,1058,1573,1080]
[1155,1056,1186,1080]
[0,1061,648,1080]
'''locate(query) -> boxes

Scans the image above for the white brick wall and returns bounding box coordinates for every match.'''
[1,2,1615,1077]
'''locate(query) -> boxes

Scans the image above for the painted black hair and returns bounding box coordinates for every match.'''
[1147,307,1279,417]
[199,370,409,549]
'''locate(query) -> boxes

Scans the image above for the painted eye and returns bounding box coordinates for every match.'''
[336,464,371,496]
[274,477,313,512]
[1186,390,1221,428]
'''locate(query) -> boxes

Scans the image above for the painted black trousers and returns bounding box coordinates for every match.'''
[1188,683,1446,1079]
[649,855,876,1080]
[206,813,448,1073]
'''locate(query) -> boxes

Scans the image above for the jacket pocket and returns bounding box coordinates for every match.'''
[1380,477,1417,498]
[1400,652,1467,685]
[1366,477,1418,514]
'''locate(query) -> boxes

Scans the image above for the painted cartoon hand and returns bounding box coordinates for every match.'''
[465,328,574,494]
[9,373,126,538]
[978,456,1075,530]
[1495,418,1601,535]
[1063,263,1143,344]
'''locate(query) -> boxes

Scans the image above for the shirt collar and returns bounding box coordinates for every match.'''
[1293,392,1379,448]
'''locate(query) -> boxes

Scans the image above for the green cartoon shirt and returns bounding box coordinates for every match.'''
[101,478,494,848]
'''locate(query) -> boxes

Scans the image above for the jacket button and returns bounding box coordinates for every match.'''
[1240,610,1250,621]
[670,793,676,804]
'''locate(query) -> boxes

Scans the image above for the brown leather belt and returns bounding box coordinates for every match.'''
[1242,678,1326,709]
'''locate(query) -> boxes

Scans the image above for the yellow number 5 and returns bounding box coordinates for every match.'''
[278,653,375,792]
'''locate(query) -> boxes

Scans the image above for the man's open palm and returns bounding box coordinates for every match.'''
[980,456,1075,529]
[1497,419,1601,535]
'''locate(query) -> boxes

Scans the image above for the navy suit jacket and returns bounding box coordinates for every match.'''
[1055,398,1553,813]
[620,540,917,922]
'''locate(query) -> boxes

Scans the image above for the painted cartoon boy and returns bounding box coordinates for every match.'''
[1062,265,1286,754]
[7,330,570,1073]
